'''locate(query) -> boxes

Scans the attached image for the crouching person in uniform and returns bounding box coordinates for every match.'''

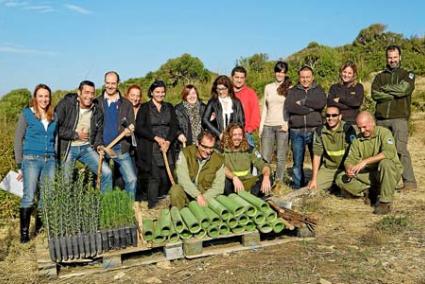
[170,130,225,209]
[336,111,403,215]
[308,106,356,192]
[222,123,272,197]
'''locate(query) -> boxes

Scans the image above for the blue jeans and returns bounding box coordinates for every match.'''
[106,150,137,200]
[260,125,289,181]
[21,154,56,208]
[290,129,314,189]
[64,144,113,192]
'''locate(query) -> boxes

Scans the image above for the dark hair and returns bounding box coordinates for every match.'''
[386,45,401,56]
[197,129,216,144]
[104,71,120,83]
[78,80,95,92]
[274,61,288,73]
[148,80,167,98]
[339,61,358,85]
[126,84,142,97]
[231,66,247,77]
[31,84,54,122]
[325,105,341,114]
[298,65,314,74]
[210,75,235,99]
[181,84,199,101]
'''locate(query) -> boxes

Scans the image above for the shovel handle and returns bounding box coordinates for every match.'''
[162,150,175,185]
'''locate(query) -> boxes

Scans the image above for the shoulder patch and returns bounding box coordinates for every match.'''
[387,138,394,145]
[409,73,415,80]
[253,149,262,158]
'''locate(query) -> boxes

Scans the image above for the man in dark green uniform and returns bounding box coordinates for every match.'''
[221,123,272,197]
[336,111,403,215]
[169,130,225,209]
[308,106,356,192]
[372,45,416,189]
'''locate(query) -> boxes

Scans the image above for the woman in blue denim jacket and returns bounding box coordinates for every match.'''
[14,84,57,243]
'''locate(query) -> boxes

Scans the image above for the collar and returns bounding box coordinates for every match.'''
[103,91,120,103]
[295,81,317,91]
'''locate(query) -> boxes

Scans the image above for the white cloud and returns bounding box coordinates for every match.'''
[64,4,91,15]
[23,5,54,13]
[2,0,28,7]
[0,44,57,56]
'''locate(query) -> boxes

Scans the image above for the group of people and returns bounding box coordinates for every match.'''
[14,45,417,243]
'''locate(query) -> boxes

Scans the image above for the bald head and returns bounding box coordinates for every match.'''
[356,111,375,138]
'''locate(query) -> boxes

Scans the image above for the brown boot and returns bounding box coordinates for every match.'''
[373,202,392,215]
[400,181,417,191]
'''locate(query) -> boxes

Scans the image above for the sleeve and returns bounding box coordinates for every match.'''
[175,152,201,198]
[379,129,398,160]
[285,91,314,115]
[372,74,394,102]
[251,150,266,172]
[380,79,414,98]
[312,130,324,157]
[344,140,361,167]
[258,86,268,135]
[55,99,78,141]
[93,110,104,149]
[14,112,27,168]
[246,90,260,132]
[236,100,245,129]
[304,87,327,110]
[202,100,221,138]
[204,165,225,200]
[135,105,156,141]
[166,105,179,142]
[338,84,364,108]
[327,85,349,110]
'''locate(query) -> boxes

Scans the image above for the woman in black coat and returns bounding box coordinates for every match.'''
[135,80,178,208]
[202,75,245,141]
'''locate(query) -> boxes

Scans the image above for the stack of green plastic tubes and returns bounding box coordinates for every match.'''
[142,219,154,241]
[216,195,245,217]
[180,207,201,233]
[208,198,231,220]
[157,209,172,236]
[188,201,210,229]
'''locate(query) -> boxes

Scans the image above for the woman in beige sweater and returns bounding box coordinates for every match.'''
[259,61,291,182]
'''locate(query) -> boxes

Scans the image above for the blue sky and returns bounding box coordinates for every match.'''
[0,0,424,95]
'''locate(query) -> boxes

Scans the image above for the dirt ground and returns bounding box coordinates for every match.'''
[1,113,425,284]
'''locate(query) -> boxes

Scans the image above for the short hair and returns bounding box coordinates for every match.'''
[148,80,167,98]
[386,45,401,56]
[298,65,314,74]
[126,84,142,97]
[274,61,288,73]
[197,129,216,144]
[104,71,120,83]
[210,75,235,100]
[78,80,95,92]
[181,84,199,101]
[231,66,247,77]
[325,105,341,114]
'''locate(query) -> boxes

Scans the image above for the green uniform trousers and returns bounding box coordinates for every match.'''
[316,167,342,191]
[335,159,402,203]
[169,184,191,209]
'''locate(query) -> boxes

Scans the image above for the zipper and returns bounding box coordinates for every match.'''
[304,89,308,131]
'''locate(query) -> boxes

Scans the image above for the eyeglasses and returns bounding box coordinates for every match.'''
[199,143,215,150]
[216,87,228,92]
[326,113,339,118]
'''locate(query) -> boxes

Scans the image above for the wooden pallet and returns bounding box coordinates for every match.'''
[183,230,313,259]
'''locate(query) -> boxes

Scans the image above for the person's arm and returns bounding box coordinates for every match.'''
[344,140,361,177]
[259,87,268,136]
[380,80,415,97]
[371,75,393,102]
[235,100,245,129]
[14,112,27,168]
[308,155,322,190]
[175,152,202,198]
[285,91,314,115]
[203,165,225,200]
[135,105,156,141]
[166,104,179,143]
[202,100,221,138]
[304,87,327,110]
[55,98,78,140]
[327,85,349,110]
[338,84,364,108]
[224,166,244,192]
[93,108,104,149]
[247,90,260,132]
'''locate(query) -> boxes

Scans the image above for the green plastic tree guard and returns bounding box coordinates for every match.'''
[228,193,257,217]
[272,218,285,233]
[237,214,249,226]
[203,207,221,227]
[208,198,231,221]
[207,225,220,238]
[253,211,266,225]
[153,221,167,244]
[257,222,273,234]
[193,228,206,239]
[158,209,172,236]
[226,215,238,229]
[188,201,210,229]
[219,223,230,235]
[180,207,201,233]
[179,227,192,240]
[245,220,256,232]
[170,206,185,233]
[216,195,245,217]
[264,209,277,223]
[238,191,270,212]
[142,219,154,241]
[168,223,180,243]
[231,223,245,234]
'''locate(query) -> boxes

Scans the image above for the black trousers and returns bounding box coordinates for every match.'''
[224,174,273,198]
[146,159,172,208]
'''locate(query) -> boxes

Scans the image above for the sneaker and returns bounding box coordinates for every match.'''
[373,202,392,215]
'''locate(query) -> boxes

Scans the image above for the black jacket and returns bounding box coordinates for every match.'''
[55,93,104,161]
[135,101,178,173]
[328,83,364,122]
[175,101,206,145]
[285,82,327,129]
[202,97,245,138]
[96,93,135,154]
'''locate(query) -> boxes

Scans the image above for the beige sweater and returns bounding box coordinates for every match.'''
[259,82,288,135]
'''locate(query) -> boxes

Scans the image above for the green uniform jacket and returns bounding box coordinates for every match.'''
[372,67,415,119]
[313,122,356,170]
[224,147,268,189]
[344,126,403,172]
[175,145,225,200]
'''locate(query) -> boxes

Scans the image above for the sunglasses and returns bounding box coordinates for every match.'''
[326,113,339,118]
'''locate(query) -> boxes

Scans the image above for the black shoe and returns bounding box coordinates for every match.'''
[34,214,43,236]
[20,207,32,243]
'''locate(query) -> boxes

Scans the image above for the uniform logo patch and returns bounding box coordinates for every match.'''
[387,138,394,145]
[409,73,415,80]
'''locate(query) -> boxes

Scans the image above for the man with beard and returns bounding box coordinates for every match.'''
[308,106,356,192]
[372,45,416,190]
[336,111,403,215]
[222,123,272,197]
[170,130,225,209]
